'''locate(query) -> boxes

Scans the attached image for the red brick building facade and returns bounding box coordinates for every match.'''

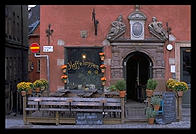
[39,5,191,105]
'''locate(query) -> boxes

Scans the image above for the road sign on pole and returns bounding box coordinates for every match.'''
[30,43,40,53]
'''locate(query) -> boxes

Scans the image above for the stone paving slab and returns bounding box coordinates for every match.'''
[5,117,190,129]
[5,108,191,129]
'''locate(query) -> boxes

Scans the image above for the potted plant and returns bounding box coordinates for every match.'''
[61,64,67,74]
[40,79,48,91]
[17,82,28,96]
[101,76,106,86]
[61,75,68,84]
[166,78,177,91]
[33,80,43,92]
[99,52,105,61]
[115,80,126,98]
[146,79,158,97]
[151,96,162,111]
[146,107,157,125]
[109,85,117,92]
[173,81,189,97]
[26,82,34,95]
[100,64,106,73]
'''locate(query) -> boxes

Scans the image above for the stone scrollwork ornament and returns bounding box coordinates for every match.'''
[148,17,169,41]
[106,15,126,40]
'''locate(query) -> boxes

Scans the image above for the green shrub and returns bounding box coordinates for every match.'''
[146,107,157,118]
[115,80,126,91]
[151,96,161,105]
[146,79,158,90]
[109,85,117,91]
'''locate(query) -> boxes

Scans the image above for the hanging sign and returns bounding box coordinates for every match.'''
[30,43,40,53]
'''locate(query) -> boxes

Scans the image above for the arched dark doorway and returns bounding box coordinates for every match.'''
[124,51,153,102]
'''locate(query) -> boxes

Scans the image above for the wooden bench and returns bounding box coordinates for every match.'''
[23,96,125,125]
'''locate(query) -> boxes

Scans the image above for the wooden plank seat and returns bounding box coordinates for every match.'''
[23,96,124,125]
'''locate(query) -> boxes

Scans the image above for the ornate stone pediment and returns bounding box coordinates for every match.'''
[106,15,126,40]
[128,11,147,21]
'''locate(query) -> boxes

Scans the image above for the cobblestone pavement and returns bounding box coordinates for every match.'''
[5,114,191,129]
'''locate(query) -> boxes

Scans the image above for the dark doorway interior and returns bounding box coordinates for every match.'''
[180,47,191,108]
[126,52,152,102]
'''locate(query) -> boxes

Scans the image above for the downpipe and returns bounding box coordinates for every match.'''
[34,53,50,95]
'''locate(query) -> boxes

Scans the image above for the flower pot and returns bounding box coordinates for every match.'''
[101,68,105,73]
[146,89,153,97]
[100,55,104,61]
[63,69,67,73]
[166,87,173,92]
[35,87,41,93]
[21,91,26,96]
[102,81,106,86]
[177,91,183,97]
[63,79,67,84]
[27,89,33,95]
[119,91,126,98]
[148,118,155,125]
[153,105,160,111]
[41,86,45,91]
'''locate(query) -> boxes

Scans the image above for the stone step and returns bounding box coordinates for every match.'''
[125,117,147,122]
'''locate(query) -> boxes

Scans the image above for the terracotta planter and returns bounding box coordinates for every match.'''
[146,89,153,97]
[166,87,173,92]
[100,55,104,61]
[153,105,160,111]
[119,91,126,98]
[102,81,106,86]
[63,69,67,73]
[35,87,41,93]
[21,91,26,96]
[101,68,105,73]
[177,91,183,97]
[27,89,33,95]
[148,118,155,125]
[63,79,67,84]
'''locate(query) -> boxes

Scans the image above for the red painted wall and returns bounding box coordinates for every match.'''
[40,5,190,92]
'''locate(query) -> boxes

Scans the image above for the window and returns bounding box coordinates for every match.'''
[66,47,103,90]
[37,59,40,72]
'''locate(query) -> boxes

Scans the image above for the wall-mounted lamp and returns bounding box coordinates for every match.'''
[82,53,87,60]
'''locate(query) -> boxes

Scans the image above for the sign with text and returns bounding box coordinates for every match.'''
[162,92,176,124]
[155,92,176,124]
[76,112,103,125]
[43,46,53,52]
[66,47,102,89]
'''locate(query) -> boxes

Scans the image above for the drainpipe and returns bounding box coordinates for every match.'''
[34,53,50,95]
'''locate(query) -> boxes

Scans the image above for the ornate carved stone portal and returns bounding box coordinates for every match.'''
[106,6,166,91]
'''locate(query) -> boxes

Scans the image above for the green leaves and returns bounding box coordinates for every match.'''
[146,79,158,90]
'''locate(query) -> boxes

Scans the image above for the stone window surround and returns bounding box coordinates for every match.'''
[175,41,191,81]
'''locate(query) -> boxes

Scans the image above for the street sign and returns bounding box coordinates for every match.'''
[43,46,53,52]
[30,43,40,53]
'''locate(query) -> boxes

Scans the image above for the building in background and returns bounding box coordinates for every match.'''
[39,5,190,107]
[5,5,28,114]
[28,5,40,82]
